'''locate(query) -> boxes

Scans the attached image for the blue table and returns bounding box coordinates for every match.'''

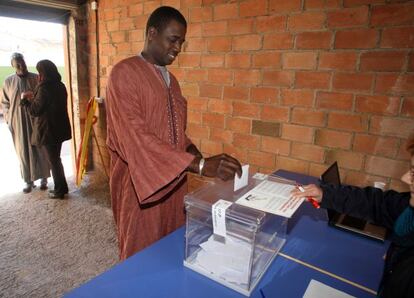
[66,170,389,298]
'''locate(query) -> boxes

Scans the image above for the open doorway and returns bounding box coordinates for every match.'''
[0,16,74,196]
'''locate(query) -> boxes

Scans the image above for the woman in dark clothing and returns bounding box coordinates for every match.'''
[291,134,414,298]
[21,60,72,199]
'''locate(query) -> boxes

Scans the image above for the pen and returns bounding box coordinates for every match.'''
[297,185,320,209]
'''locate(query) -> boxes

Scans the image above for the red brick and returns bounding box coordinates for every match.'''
[233,102,261,118]
[263,33,294,50]
[180,83,199,97]
[202,112,225,128]
[199,84,222,98]
[143,1,160,14]
[269,0,302,12]
[240,0,267,17]
[365,156,407,179]
[409,52,414,71]
[327,6,369,28]
[315,129,352,149]
[119,18,135,31]
[319,52,357,70]
[295,72,331,89]
[201,139,223,155]
[248,151,276,168]
[292,108,326,127]
[261,137,291,155]
[106,20,119,32]
[187,123,209,139]
[283,52,317,70]
[253,52,281,68]
[375,74,414,95]
[189,6,213,22]
[326,150,364,170]
[344,0,384,7]
[296,31,332,49]
[261,106,290,122]
[360,51,406,72]
[335,29,378,49]
[201,54,225,68]
[210,128,233,143]
[207,69,232,84]
[370,116,414,138]
[282,124,314,143]
[185,38,206,52]
[328,112,368,132]
[402,97,414,117]
[288,12,326,31]
[371,3,414,26]
[223,144,248,163]
[333,73,373,91]
[228,18,254,35]
[185,69,207,83]
[110,31,126,43]
[223,86,249,100]
[225,53,251,68]
[182,0,202,7]
[187,23,202,37]
[207,37,231,52]
[214,3,238,20]
[226,117,251,133]
[187,97,208,111]
[233,133,260,150]
[234,70,261,86]
[178,53,200,67]
[381,27,414,48]
[188,110,202,124]
[276,156,309,174]
[309,163,330,179]
[233,35,262,51]
[251,87,279,104]
[203,21,227,36]
[316,91,354,111]
[129,29,144,42]
[281,89,314,107]
[353,134,399,158]
[355,95,400,115]
[306,0,341,9]
[263,71,294,87]
[256,15,286,32]
[291,143,325,162]
[208,99,232,114]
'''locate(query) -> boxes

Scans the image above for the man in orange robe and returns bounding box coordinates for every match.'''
[106,6,242,260]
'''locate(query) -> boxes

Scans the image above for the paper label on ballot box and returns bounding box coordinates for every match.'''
[212,199,232,237]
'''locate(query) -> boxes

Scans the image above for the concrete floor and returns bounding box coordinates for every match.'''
[0,117,119,297]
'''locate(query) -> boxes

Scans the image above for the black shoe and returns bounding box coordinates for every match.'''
[40,178,48,190]
[49,192,65,199]
[49,189,68,195]
[23,182,35,193]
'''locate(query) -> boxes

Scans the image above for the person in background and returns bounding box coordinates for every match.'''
[1,52,50,193]
[21,60,71,199]
[106,6,242,260]
[291,134,414,298]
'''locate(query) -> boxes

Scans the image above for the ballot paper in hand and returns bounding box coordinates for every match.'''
[193,235,251,285]
[236,180,304,218]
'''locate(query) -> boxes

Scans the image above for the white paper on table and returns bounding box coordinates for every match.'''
[235,180,304,218]
[303,280,355,298]
[234,164,249,192]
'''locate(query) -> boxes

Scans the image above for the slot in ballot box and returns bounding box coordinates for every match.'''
[183,175,289,296]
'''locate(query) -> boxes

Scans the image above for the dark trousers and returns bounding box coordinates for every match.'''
[44,143,68,194]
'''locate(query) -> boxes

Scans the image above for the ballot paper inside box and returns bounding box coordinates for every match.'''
[183,176,288,296]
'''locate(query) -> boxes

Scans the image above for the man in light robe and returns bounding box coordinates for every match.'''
[106,6,242,260]
[1,53,50,193]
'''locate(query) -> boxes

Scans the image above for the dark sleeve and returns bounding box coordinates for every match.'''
[320,184,410,230]
[25,86,48,116]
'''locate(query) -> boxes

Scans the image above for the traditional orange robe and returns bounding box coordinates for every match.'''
[106,56,194,260]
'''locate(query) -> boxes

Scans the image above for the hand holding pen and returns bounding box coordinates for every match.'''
[290,184,323,209]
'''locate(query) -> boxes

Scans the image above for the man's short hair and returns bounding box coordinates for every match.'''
[145,6,187,36]
[11,52,24,62]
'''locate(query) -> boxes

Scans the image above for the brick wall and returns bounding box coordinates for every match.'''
[86,0,414,191]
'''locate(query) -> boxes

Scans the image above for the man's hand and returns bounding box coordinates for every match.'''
[290,184,323,202]
[202,153,242,181]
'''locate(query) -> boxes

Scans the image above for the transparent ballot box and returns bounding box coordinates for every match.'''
[183,176,288,296]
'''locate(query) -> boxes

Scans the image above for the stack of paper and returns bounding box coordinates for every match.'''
[193,235,252,285]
